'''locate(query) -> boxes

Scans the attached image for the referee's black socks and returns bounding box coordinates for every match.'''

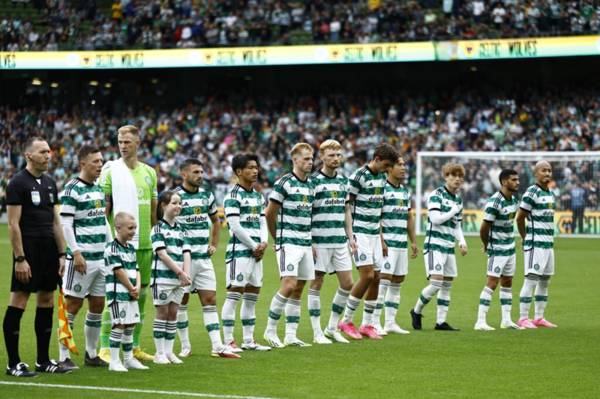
[35,307,53,364]
[3,306,24,368]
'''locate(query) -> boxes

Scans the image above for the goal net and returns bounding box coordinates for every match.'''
[414,151,600,237]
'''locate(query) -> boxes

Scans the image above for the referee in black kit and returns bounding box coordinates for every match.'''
[2,136,70,376]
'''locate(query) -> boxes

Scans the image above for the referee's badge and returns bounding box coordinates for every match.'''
[49,193,54,203]
[31,190,41,206]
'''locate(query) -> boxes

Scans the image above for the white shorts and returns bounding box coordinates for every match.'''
[109,301,140,326]
[63,258,105,298]
[226,257,263,288]
[354,234,384,270]
[185,259,217,293]
[152,284,185,306]
[314,247,352,274]
[486,254,516,277]
[524,248,554,276]
[424,250,457,278]
[381,248,408,277]
[276,244,315,280]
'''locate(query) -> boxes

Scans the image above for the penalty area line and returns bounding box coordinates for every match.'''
[0,381,281,399]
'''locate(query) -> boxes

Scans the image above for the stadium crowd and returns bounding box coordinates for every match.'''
[1,87,599,212]
[1,0,600,51]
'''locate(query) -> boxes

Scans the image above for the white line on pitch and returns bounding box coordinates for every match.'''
[0,381,281,399]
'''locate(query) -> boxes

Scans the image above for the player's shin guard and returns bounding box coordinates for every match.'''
[307,289,322,335]
[328,288,350,330]
[133,286,148,348]
[534,277,550,319]
[110,328,123,364]
[384,283,401,326]
[499,286,513,322]
[122,326,134,361]
[176,305,190,348]
[477,287,494,323]
[241,293,258,343]
[221,292,241,344]
[153,319,167,355]
[284,299,301,339]
[436,282,452,324]
[59,312,75,361]
[203,305,222,350]
[373,279,391,327]
[164,321,177,355]
[266,293,288,332]
[519,275,539,319]
[361,300,376,327]
[342,295,361,323]
[414,280,443,314]
[84,312,102,358]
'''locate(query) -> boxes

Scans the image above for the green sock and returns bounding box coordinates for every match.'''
[100,306,112,349]
[133,286,148,348]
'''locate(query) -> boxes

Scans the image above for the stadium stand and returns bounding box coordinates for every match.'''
[1,0,599,51]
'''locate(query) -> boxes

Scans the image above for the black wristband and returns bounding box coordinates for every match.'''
[15,256,26,263]
[58,252,67,258]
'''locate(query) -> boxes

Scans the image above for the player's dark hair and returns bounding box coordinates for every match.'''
[373,143,398,163]
[77,145,101,162]
[231,153,260,176]
[180,158,203,171]
[23,136,47,153]
[157,190,180,221]
[499,169,518,185]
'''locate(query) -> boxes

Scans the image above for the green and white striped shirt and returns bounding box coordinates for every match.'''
[348,165,385,236]
[269,173,314,247]
[520,184,555,250]
[104,239,138,304]
[60,178,108,262]
[311,171,348,248]
[151,220,191,286]
[424,186,463,255]
[483,191,518,257]
[382,181,411,249]
[224,184,265,261]
[175,186,217,260]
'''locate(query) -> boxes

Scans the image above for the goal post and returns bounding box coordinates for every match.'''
[415,151,600,237]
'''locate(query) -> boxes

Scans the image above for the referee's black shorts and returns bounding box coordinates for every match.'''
[11,237,60,293]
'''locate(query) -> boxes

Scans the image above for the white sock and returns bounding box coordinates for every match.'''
[436,281,452,324]
[122,326,134,361]
[519,276,538,319]
[534,278,550,319]
[241,293,258,343]
[203,305,223,351]
[266,293,288,333]
[414,280,443,314]
[307,289,322,335]
[165,320,177,355]
[109,327,123,364]
[342,295,361,323]
[328,288,350,330]
[477,286,494,323]
[499,286,513,322]
[221,291,241,344]
[153,319,167,355]
[384,282,401,326]
[177,305,190,348]
[284,298,301,339]
[361,300,376,327]
[84,312,102,358]
[373,279,390,327]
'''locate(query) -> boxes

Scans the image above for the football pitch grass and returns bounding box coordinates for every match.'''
[0,226,598,399]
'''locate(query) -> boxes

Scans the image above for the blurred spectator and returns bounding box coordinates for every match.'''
[570,178,587,233]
